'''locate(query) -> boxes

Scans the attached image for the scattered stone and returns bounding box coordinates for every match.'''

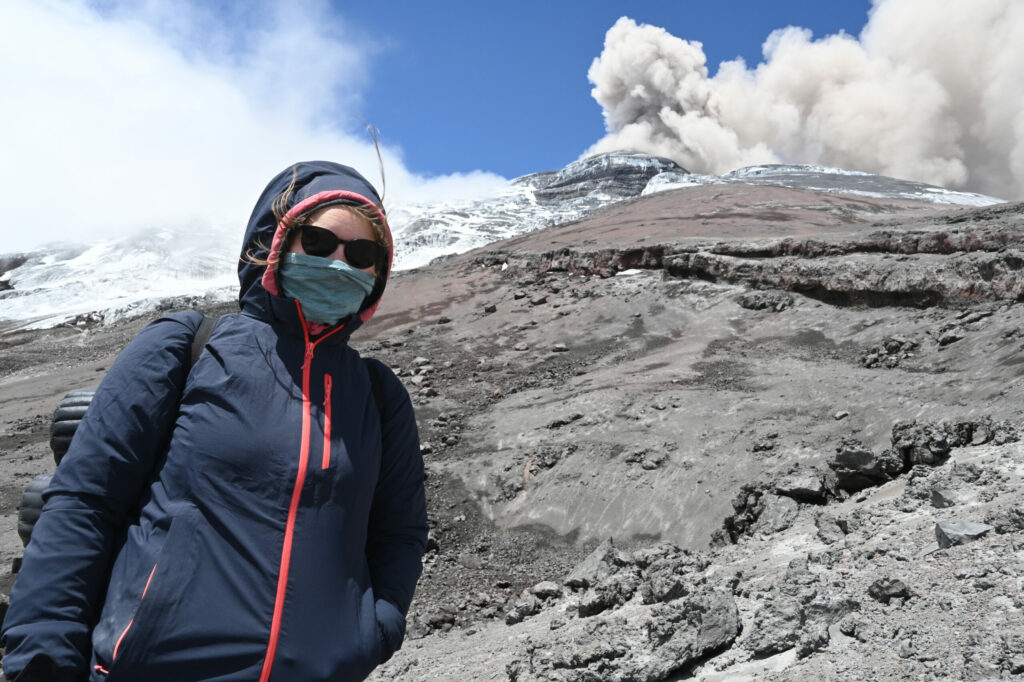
[891,421,954,465]
[508,592,739,681]
[505,593,542,625]
[752,494,800,536]
[564,538,625,590]
[436,316,451,325]
[775,469,834,504]
[930,487,957,508]
[715,484,801,543]
[839,614,876,643]
[529,295,548,306]
[738,290,794,312]
[935,520,995,548]
[815,512,846,545]
[483,303,497,314]
[868,577,911,604]
[744,598,804,655]
[796,627,830,659]
[578,568,641,617]
[423,607,456,633]
[551,343,569,352]
[547,413,583,429]
[513,342,528,351]
[530,581,563,600]
[624,448,668,470]
[512,291,527,300]
[984,505,1024,534]
[834,410,850,421]
[638,546,709,604]
[938,329,965,346]
[862,336,919,368]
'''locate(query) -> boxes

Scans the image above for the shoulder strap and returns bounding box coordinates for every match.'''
[189,314,218,372]
[364,358,387,424]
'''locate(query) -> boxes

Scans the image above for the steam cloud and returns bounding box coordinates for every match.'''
[586,0,1024,199]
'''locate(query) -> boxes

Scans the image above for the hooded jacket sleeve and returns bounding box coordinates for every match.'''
[1,312,203,682]
[363,360,428,664]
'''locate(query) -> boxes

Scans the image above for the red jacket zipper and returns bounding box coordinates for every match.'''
[322,373,333,470]
[259,302,345,682]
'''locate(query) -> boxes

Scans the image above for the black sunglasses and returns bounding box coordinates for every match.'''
[298,224,386,270]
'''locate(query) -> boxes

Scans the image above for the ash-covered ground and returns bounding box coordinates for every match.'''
[1,184,1022,680]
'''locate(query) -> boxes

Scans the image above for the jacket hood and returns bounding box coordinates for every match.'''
[237,161,393,333]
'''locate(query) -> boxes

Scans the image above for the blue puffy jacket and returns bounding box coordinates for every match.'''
[1,162,428,681]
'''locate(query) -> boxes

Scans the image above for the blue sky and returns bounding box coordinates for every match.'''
[6,0,1020,253]
[338,1,873,178]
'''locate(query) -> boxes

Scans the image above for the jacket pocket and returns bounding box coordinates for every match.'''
[110,562,158,664]
[91,511,197,676]
[321,372,332,469]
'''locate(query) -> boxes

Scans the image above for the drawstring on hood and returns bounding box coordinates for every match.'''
[237,161,393,336]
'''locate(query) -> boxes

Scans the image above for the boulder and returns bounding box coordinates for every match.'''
[935,520,995,548]
[530,581,563,600]
[829,439,904,492]
[815,513,846,545]
[775,469,834,504]
[743,597,804,655]
[564,538,627,590]
[509,590,739,681]
[867,577,911,604]
[505,594,542,625]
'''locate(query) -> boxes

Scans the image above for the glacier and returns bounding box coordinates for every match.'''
[0,154,1005,330]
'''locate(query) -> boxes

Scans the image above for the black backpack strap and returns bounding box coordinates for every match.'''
[189,314,218,372]
[364,358,387,422]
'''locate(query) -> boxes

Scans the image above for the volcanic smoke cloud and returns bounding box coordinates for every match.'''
[586,0,1024,200]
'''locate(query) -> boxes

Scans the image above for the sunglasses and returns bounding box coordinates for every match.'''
[298,224,386,270]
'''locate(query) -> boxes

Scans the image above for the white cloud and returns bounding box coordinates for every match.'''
[585,1,1024,200]
[0,0,507,253]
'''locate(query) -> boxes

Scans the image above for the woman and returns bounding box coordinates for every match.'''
[2,161,428,681]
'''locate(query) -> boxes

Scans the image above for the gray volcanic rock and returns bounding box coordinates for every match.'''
[507,591,739,682]
[774,469,834,504]
[867,577,912,604]
[935,520,995,548]
[829,438,904,492]
[518,153,685,203]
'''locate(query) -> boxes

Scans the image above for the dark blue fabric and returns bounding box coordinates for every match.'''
[1,163,427,682]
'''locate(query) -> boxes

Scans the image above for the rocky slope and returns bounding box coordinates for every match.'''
[0,182,1022,680]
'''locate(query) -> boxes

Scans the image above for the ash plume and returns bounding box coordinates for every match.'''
[585,0,1024,199]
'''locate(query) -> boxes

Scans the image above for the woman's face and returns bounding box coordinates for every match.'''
[288,206,379,275]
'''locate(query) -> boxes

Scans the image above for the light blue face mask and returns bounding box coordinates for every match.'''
[278,252,376,326]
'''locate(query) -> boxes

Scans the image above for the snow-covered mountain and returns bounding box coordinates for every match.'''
[388,153,682,270]
[0,154,1005,330]
[643,164,1002,207]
